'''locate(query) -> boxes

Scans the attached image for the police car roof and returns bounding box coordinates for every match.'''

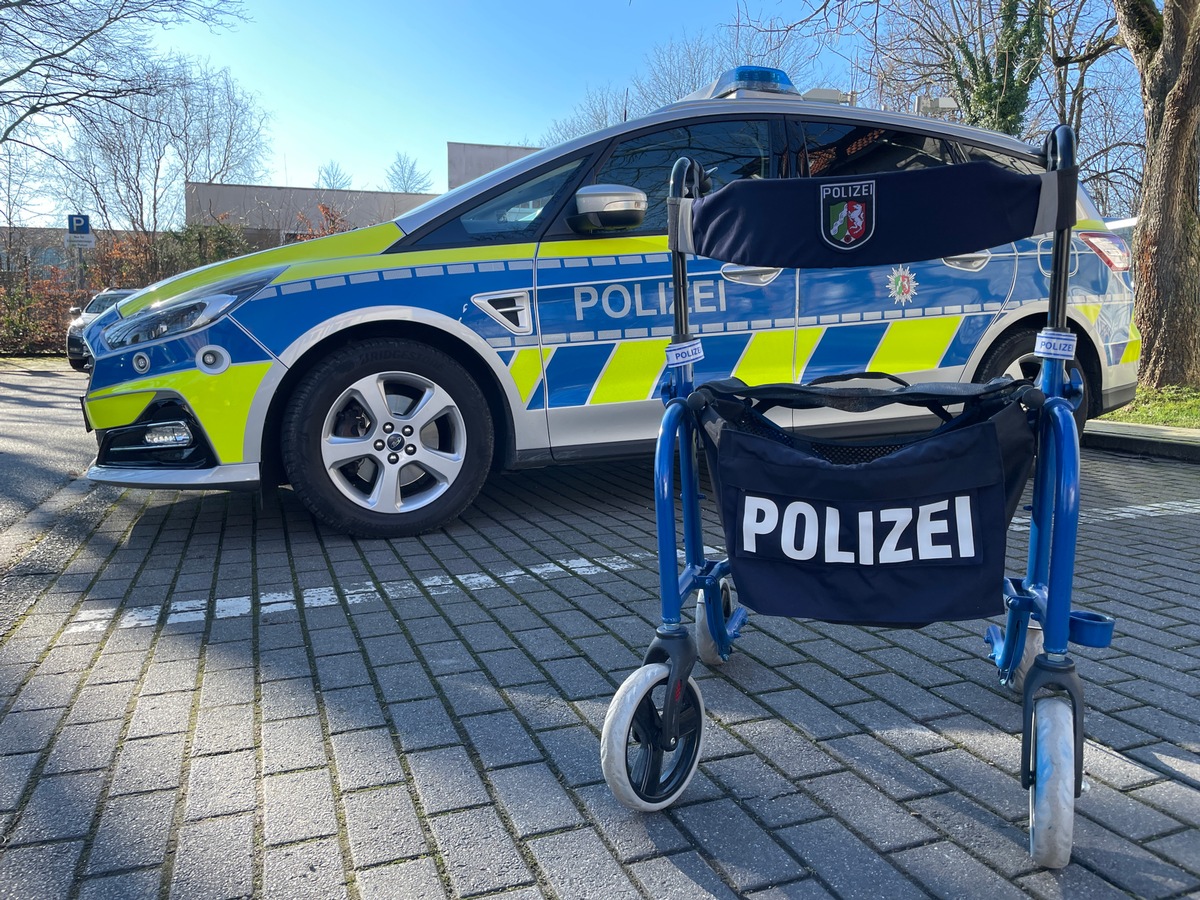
[396,75,1042,236]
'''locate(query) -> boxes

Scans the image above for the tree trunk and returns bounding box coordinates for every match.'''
[1114,0,1200,389]
[1134,94,1200,387]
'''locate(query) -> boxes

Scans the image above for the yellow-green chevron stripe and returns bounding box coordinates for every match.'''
[733,330,794,385]
[510,348,550,404]
[590,339,670,404]
[869,316,963,373]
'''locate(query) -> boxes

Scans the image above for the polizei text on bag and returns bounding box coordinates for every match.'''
[740,494,978,565]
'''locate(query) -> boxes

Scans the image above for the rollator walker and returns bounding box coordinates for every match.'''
[599,125,1116,869]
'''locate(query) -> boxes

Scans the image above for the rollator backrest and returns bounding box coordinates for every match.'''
[669,157,1077,271]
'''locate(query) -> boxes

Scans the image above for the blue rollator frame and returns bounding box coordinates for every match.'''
[599,125,1116,868]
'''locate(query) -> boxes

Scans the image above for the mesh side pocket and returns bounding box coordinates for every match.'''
[731,411,794,447]
[809,442,908,465]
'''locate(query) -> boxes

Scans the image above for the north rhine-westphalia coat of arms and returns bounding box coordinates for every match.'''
[820,180,876,251]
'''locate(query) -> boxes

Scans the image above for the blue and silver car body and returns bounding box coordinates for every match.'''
[81,67,1136,536]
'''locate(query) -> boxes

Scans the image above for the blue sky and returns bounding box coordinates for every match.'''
[153,0,808,193]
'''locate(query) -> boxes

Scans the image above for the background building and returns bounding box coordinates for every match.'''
[186,142,541,248]
[447,142,539,189]
[184,183,436,249]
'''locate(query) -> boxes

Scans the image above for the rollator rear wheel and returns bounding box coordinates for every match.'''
[600,663,704,811]
[1007,622,1044,694]
[1029,696,1075,868]
[695,579,735,666]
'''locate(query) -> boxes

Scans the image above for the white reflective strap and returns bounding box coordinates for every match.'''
[665,338,704,368]
[1036,329,1077,360]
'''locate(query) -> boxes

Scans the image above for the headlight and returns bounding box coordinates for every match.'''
[102,269,282,350]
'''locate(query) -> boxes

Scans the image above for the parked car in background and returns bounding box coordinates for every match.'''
[78,67,1137,537]
[66,289,138,371]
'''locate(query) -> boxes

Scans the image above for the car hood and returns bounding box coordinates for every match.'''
[114,222,404,318]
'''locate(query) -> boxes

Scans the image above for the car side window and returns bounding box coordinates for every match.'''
[799,121,955,176]
[414,159,585,246]
[959,143,1043,174]
[587,119,773,235]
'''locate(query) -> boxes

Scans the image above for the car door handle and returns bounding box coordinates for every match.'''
[942,251,991,272]
[719,264,782,286]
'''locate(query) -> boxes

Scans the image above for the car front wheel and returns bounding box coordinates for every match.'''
[281,338,494,537]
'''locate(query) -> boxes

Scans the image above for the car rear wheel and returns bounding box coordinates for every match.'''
[976,328,1090,433]
[281,338,493,537]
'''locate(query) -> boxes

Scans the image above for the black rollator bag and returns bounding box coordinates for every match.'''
[689,374,1041,626]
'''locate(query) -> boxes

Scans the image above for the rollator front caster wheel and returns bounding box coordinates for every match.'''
[1007,622,1044,694]
[1029,696,1075,868]
[695,579,736,667]
[600,663,704,811]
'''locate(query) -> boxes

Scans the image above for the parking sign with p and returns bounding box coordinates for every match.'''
[64,213,96,249]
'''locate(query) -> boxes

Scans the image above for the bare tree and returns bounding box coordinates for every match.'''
[0,141,47,289]
[56,58,180,279]
[315,161,352,191]
[0,0,242,148]
[55,55,269,281]
[1062,56,1143,216]
[543,23,826,144]
[1026,0,1143,217]
[832,0,1047,134]
[172,61,270,185]
[0,140,45,230]
[1042,1,1122,132]
[384,152,432,193]
[1113,0,1200,388]
[543,85,635,146]
[781,1,1141,211]
[75,61,178,227]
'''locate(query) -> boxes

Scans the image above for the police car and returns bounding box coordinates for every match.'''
[80,67,1137,537]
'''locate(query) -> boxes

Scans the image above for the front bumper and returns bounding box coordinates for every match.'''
[83,395,262,492]
[66,331,89,361]
[86,460,260,491]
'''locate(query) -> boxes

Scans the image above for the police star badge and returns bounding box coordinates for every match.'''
[887,264,919,304]
[820,180,875,250]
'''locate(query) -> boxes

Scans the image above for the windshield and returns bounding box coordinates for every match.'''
[84,291,132,315]
[396,145,565,224]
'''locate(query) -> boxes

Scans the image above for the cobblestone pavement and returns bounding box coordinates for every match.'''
[0,359,92,536]
[0,445,1198,899]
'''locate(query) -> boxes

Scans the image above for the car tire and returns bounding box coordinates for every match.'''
[68,357,89,372]
[976,328,1090,433]
[281,338,494,538]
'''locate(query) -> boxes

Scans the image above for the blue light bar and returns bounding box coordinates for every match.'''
[710,66,798,99]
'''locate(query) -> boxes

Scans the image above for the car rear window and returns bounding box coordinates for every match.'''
[800,122,955,177]
[959,143,1043,174]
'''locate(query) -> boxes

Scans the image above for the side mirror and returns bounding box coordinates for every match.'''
[69,307,82,316]
[568,184,647,233]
